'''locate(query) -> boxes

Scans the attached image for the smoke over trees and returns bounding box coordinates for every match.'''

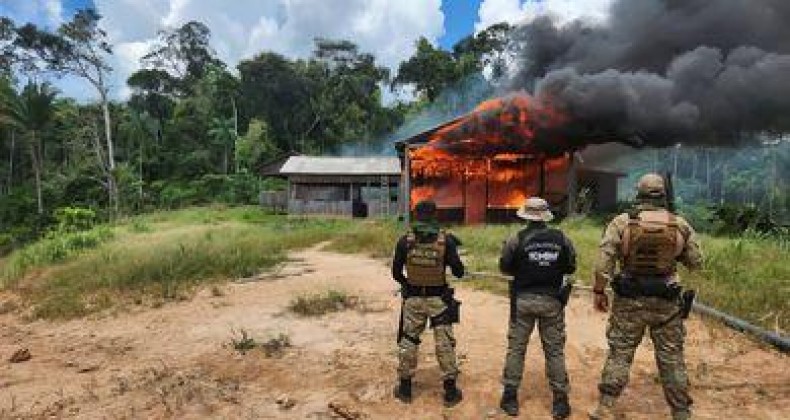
[507,0,790,147]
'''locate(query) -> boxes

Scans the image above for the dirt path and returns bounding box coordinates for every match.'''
[1,247,788,419]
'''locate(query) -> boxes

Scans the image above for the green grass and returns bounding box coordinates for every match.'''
[2,207,787,331]
[1,227,115,285]
[683,232,790,332]
[1,207,356,319]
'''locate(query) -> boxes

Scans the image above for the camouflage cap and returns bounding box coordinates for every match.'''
[636,173,666,197]
[414,199,438,221]
[516,197,554,222]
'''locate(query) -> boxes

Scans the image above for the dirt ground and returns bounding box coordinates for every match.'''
[1,246,788,419]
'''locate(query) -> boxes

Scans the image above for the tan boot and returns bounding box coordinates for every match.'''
[588,395,616,420]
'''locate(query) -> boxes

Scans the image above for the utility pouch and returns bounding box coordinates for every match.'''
[431,288,461,327]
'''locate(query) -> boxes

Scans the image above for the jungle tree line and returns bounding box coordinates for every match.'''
[0,10,513,244]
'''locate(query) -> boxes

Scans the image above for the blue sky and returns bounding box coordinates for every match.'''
[439,0,483,50]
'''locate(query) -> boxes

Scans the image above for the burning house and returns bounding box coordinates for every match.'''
[396,93,623,224]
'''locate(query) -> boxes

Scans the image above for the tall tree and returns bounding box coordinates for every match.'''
[393,37,458,102]
[238,52,314,152]
[452,22,512,79]
[0,80,58,214]
[119,109,158,203]
[140,21,224,95]
[207,116,236,174]
[14,10,120,214]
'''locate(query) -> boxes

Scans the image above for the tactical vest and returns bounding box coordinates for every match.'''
[622,210,684,277]
[405,230,447,287]
[512,227,566,294]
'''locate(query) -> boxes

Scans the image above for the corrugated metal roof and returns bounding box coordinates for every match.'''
[279,156,401,175]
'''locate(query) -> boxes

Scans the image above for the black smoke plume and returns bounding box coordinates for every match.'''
[509,0,790,149]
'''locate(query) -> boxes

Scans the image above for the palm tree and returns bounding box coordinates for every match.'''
[207,116,236,174]
[0,80,58,214]
[120,110,157,204]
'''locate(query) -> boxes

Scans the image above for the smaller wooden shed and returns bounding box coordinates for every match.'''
[279,156,401,218]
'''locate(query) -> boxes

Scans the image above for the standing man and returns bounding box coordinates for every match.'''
[590,173,703,420]
[391,199,465,407]
[498,197,576,419]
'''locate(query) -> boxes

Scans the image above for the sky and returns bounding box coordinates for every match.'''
[1,0,613,101]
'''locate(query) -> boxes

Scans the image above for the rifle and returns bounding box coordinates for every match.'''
[663,171,676,213]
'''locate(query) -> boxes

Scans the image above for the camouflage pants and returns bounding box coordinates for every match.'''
[397,296,459,380]
[502,293,569,393]
[599,296,692,414]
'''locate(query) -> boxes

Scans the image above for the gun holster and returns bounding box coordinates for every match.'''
[430,288,461,327]
[680,289,696,319]
[654,288,696,329]
[558,282,573,307]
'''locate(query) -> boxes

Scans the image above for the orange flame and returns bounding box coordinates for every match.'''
[408,92,572,215]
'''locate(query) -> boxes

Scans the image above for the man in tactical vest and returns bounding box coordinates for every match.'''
[589,173,703,420]
[498,197,577,419]
[391,200,465,407]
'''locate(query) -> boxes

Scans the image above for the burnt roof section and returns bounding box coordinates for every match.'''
[394,115,465,154]
[279,156,401,176]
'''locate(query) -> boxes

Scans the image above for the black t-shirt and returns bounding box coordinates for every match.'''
[505,225,576,293]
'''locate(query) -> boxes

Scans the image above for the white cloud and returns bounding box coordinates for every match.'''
[475,0,613,32]
[2,0,64,28]
[43,0,64,27]
[91,0,445,100]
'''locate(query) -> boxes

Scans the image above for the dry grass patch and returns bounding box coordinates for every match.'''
[288,289,360,317]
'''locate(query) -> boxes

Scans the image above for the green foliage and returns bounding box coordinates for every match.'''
[0,233,12,255]
[393,37,458,102]
[150,173,260,208]
[53,207,96,233]
[235,118,279,173]
[393,23,512,102]
[709,204,784,235]
[229,329,258,354]
[2,226,113,286]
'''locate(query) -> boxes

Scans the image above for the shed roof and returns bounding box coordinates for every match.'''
[279,156,401,175]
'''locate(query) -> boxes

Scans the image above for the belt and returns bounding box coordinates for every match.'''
[404,284,447,297]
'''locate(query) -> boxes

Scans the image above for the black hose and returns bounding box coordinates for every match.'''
[692,301,790,353]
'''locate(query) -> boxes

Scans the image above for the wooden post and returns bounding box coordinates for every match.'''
[403,146,411,226]
[567,153,578,216]
[286,178,293,215]
[539,158,546,196]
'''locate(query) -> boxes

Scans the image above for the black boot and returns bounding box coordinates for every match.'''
[393,378,412,403]
[499,385,519,417]
[442,378,463,407]
[551,392,571,419]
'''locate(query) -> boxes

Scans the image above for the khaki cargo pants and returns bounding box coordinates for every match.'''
[502,293,569,393]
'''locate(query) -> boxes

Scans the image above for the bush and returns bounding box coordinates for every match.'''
[150,174,261,209]
[53,207,97,233]
[2,227,114,287]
